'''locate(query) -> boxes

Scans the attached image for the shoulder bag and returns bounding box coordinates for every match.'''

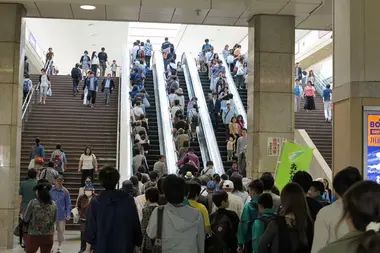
[152,206,164,253]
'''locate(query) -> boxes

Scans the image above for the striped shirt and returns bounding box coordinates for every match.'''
[144,43,153,56]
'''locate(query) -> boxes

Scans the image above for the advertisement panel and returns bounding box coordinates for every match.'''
[275,142,313,191]
[363,107,380,183]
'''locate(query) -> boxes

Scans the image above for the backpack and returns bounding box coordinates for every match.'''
[23,80,30,93]
[191,114,199,124]
[52,153,63,172]
[207,213,234,253]
[71,68,79,79]
[257,215,277,231]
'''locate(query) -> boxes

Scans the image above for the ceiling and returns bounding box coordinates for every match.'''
[17,0,332,30]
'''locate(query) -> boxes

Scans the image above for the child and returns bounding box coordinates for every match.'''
[111,60,118,77]
[141,187,159,253]
[227,135,235,161]
[252,193,276,253]
[209,191,240,253]
[309,181,330,206]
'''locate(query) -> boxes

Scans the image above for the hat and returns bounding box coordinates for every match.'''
[55,175,64,181]
[226,101,231,105]
[185,171,194,179]
[222,180,234,189]
[84,183,95,191]
[176,88,184,95]
[207,181,216,191]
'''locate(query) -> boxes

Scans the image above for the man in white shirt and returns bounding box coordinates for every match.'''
[133,101,144,118]
[222,180,244,217]
[131,42,140,62]
[311,166,362,253]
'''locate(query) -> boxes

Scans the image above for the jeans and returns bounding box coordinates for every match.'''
[323,101,332,120]
[145,55,151,68]
[100,61,106,76]
[104,88,111,105]
[39,85,48,102]
[72,79,79,94]
[87,90,97,105]
[294,96,301,112]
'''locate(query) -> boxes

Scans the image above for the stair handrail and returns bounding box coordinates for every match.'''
[181,54,210,166]
[184,52,225,175]
[152,51,178,174]
[21,82,39,130]
[219,56,248,126]
[313,72,330,97]
[118,45,133,184]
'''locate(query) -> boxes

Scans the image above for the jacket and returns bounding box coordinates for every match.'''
[318,231,363,253]
[238,196,259,245]
[252,209,277,253]
[85,190,142,253]
[86,77,99,91]
[101,78,115,93]
[208,98,221,114]
[50,186,72,221]
[30,144,45,160]
[71,67,82,80]
[177,152,200,169]
[147,204,205,253]
[40,167,59,185]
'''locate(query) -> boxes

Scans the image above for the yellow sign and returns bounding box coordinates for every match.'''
[368,115,380,147]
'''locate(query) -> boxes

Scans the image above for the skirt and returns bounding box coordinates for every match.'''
[304,96,316,110]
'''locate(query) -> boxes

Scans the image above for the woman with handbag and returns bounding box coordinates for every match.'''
[78,146,98,187]
[28,137,45,171]
[39,68,51,104]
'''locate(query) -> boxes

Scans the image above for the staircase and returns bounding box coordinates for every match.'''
[199,72,230,172]
[21,74,119,229]
[143,72,160,170]
[177,71,203,168]
[295,94,332,167]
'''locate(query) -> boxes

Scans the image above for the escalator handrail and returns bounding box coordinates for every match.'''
[181,54,210,166]
[118,45,132,184]
[183,52,225,175]
[219,56,248,126]
[152,51,178,174]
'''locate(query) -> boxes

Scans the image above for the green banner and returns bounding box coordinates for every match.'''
[275,142,313,191]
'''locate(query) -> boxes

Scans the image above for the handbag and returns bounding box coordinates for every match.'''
[143,96,150,108]
[152,206,164,253]
[46,88,52,96]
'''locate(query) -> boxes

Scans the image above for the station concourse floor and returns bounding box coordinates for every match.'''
[0,232,80,253]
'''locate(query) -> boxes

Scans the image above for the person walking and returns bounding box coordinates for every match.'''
[294,79,303,112]
[45,47,54,75]
[323,84,332,122]
[110,60,118,77]
[303,81,316,112]
[85,71,99,108]
[144,39,153,69]
[38,68,51,104]
[78,146,98,186]
[101,73,115,106]
[50,144,68,174]
[80,50,91,77]
[24,182,57,253]
[28,137,45,171]
[77,183,96,253]
[98,47,108,76]
[50,176,72,253]
[71,63,82,96]
[90,51,99,76]
[23,74,33,102]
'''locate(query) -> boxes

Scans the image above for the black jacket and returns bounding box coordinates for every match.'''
[85,190,142,253]
[71,67,82,80]
[208,98,221,114]
[101,79,115,93]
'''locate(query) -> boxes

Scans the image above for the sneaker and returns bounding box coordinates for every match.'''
[56,248,62,253]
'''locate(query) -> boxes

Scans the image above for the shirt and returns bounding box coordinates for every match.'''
[24,199,57,235]
[40,167,59,185]
[80,154,96,170]
[222,107,236,125]
[144,43,153,56]
[133,106,144,118]
[236,136,248,154]
[323,88,332,101]
[161,41,170,50]
[226,192,244,217]
[19,178,38,213]
[89,78,95,91]
[111,63,117,72]
[188,200,210,228]
[50,186,72,221]
[294,85,303,97]
[304,86,314,96]
[105,79,111,88]
[153,161,166,176]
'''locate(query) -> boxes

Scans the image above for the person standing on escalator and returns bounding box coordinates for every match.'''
[208,92,221,131]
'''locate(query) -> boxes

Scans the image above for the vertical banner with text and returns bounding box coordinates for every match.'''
[364,108,380,183]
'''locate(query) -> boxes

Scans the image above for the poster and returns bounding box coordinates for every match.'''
[275,142,313,191]
[267,137,281,156]
[364,112,380,183]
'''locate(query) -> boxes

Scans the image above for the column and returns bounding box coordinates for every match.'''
[247,15,295,179]
[333,0,380,174]
[0,3,25,249]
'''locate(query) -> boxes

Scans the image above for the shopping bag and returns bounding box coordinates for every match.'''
[46,88,52,96]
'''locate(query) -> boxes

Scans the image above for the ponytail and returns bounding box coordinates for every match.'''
[357,230,380,253]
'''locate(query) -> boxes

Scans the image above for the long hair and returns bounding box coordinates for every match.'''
[280,183,313,245]
[33,183,52,204]
[91,51,97,60]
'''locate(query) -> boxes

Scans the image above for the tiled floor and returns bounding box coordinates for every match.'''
[1,232,81,253]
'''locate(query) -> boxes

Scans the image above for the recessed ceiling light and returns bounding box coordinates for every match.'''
[80,5,96,10]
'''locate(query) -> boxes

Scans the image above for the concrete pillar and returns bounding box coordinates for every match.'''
[333,0,380,174]
[0,3,25,249]
[247,14,295,179]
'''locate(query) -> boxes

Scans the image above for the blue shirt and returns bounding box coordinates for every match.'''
[50,186,72,221]
[294,85,302,97]
[90,78,95,91]
[202,43,212,53]
[30,144,45,160]
[105,79,110,88]
[323,88,332,101]
[144,43,152,56]
[161,41,170,50]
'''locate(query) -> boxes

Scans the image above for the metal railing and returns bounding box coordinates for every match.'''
[313,72,331,97]
[219,56,247,126]
[152,51,178,174]
[21,83,38,130]
[181,54,210,166]
[184,52,225,175]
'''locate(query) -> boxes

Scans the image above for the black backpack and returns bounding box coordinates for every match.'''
[207,213,234,253]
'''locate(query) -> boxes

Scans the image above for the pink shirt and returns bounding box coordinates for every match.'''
[305,86,314,96]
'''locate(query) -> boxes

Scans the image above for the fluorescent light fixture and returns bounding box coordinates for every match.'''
[80,5,96,10]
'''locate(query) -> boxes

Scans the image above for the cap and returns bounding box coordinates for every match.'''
[185,171,194,179]
[176,88,184,95]
[55,175,64,181]
[222,180,234,189]
[226,101,231,105]
[207,181,216,191]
